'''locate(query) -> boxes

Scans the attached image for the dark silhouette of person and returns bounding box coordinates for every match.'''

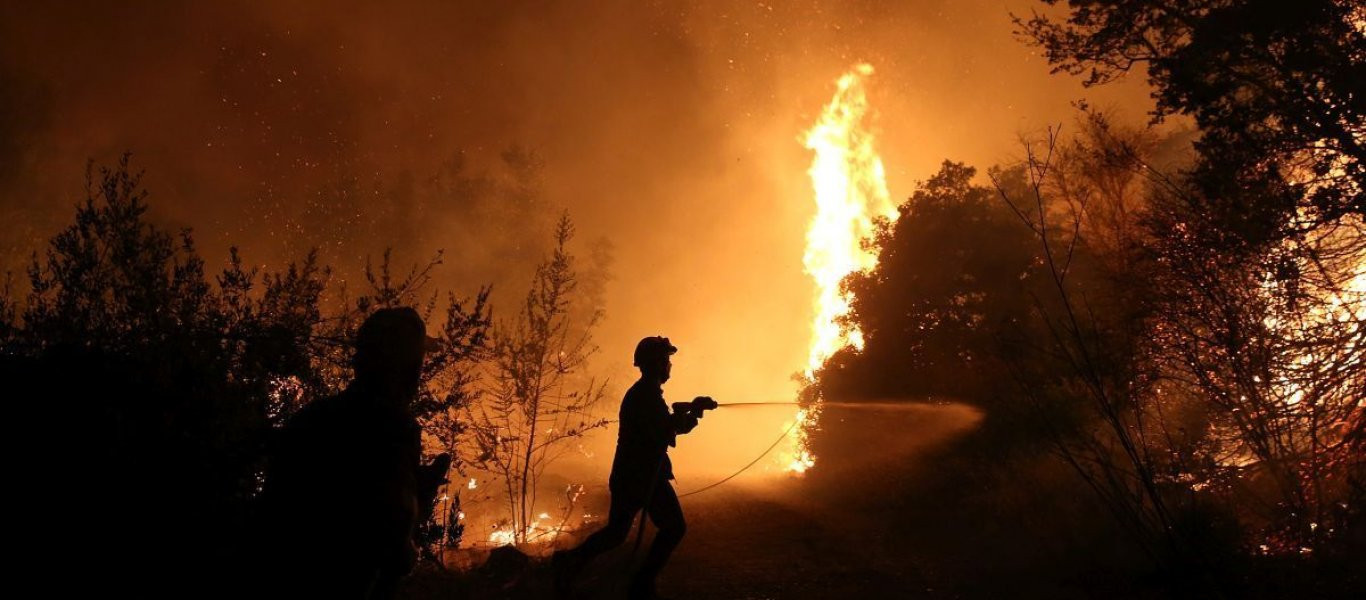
[554,336,711,600]
[257,307,447,599]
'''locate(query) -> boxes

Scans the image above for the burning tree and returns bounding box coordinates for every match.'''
[1016,0,1366,562]
[1146,186,1365,553]
[829,160,1038,402]
[464,214,609,547]
[992,117,1365,569]
[793,63,900,474]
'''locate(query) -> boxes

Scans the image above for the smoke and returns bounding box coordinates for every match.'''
[1,1,1152,483]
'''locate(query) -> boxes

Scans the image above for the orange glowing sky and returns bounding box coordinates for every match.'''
[0,0,1154,480]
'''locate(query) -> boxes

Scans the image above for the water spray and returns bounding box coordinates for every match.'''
[716,400,931,410]
[675,399,931,498]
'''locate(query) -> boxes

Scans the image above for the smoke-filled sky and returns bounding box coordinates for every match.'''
[1,0,1152,473]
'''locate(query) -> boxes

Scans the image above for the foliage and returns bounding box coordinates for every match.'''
[463,213,610,547]
[1018,0,1366,235]
[0,156,493,590]
[1016,0,1366,567]
[1145,169,1365,555]
[998,120,1364,582]
[992,128,1196,566]
[821,161,1038,401]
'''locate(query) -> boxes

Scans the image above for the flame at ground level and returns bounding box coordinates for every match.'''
[783,408,817,473]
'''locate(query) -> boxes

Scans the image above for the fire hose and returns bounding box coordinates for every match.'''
[677,408,801,498]
[626,400,920,574]
[671,399,922,498]
[628,399,920,571]
[631,401,804,556]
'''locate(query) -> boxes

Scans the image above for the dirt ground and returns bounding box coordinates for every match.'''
[403,401,1104,599]
[652,402,979,599]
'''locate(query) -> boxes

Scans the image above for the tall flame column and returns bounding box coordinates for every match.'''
[785,64,899,474]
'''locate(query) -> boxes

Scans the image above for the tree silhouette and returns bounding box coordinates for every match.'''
[821,161,1037,403]
[0,155,492,594]
[1019,0,1365,234]
[464,214,609,547]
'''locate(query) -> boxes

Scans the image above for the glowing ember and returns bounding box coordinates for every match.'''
[488,524,517,547]
[784,63,897,473]
[485,513,569,547]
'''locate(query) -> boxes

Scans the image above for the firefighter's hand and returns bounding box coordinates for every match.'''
[692,396,718,414]
[672,411,700,434]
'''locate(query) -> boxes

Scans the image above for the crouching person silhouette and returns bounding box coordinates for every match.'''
[258,307,448,599]
[554,336,713,600]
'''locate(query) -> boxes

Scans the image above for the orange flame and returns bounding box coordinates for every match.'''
[784,64,897,474]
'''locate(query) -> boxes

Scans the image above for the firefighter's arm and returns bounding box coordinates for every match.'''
[622,392,679,448]
[670,411,699,434]
[670,396,716,435]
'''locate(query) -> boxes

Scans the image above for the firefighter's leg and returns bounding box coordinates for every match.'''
[554,487,643,594]
[572,489,641,557]
[633,481,685,593]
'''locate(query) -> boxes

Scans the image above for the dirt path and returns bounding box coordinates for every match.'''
[571,401,982,599]
[660,487,935,599]
[404,401,983,599]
